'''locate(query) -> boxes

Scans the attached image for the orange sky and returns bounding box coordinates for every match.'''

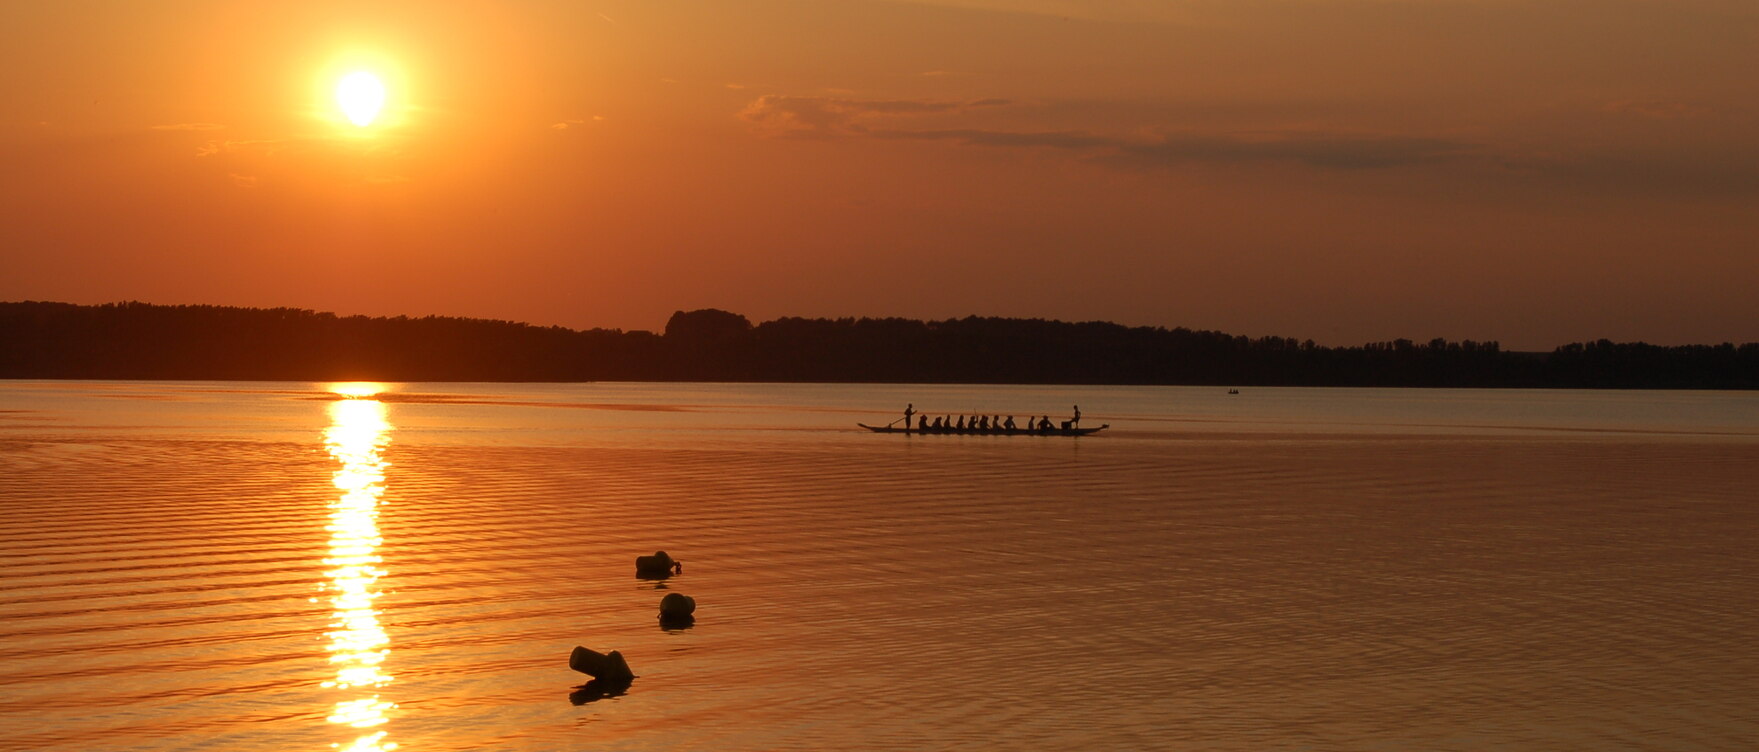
[3,0,1755,349]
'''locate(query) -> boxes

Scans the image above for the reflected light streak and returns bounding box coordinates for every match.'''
[322,384,398,751]
[329,382,392,399]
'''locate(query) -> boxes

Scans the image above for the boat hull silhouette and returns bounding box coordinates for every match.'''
[858,423,1108,437]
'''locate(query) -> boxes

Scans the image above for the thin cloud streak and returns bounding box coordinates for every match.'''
[739,95,1012,137]
[748,94,1478,170]
[872,128,1118,150]
[880,128,1472,169]
[1123,133,1476,170]
[744,94,1759,191]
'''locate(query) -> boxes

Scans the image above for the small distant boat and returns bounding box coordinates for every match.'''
[858,423,1108,437]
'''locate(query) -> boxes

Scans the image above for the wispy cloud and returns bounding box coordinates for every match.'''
[742,93,1758,192]
[1120,133,1475,170]
[873,128,1117,150]
[738,95,1012,137]
[551,117,603,130]
[1502,150,1759,197]
[153,122,225,131]
[192,136,404,157]
[879,127,1473,169]
[883,122,1758,193]
[188,135,417,187]
[747,95,1475,169]
[195,138,294,157]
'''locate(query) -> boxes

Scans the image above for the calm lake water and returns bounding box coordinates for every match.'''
[2,381,1756,751]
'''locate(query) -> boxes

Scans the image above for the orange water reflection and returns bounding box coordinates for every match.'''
[321,387,397,751]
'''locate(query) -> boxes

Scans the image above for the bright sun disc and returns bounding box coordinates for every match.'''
[337,72,386,127]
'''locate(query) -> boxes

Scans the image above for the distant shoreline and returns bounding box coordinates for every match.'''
[4,301,1755,389]
[5,378,1757,394]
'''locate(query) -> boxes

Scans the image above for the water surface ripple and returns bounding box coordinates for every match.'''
[1,382,1755,751]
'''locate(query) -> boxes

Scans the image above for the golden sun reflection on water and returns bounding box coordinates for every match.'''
[328,382,394,400]
[322,391,397,751]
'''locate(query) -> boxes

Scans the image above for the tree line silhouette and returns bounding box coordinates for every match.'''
[2,301,1754,388]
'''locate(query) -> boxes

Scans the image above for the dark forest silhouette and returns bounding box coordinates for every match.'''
[2,301,1755,388]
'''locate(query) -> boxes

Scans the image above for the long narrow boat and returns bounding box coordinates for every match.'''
[857,423,1109,436]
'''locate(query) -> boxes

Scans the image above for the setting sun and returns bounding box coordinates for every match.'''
[336,72,386,127]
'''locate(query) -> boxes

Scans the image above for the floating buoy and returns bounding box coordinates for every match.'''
[569,645,635,682]
[635,550,682,577]
[659,592,696,619]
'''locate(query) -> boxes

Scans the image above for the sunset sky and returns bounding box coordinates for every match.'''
[3,0,1754,349]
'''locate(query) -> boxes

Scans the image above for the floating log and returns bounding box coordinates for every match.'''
[569,645,635,682]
